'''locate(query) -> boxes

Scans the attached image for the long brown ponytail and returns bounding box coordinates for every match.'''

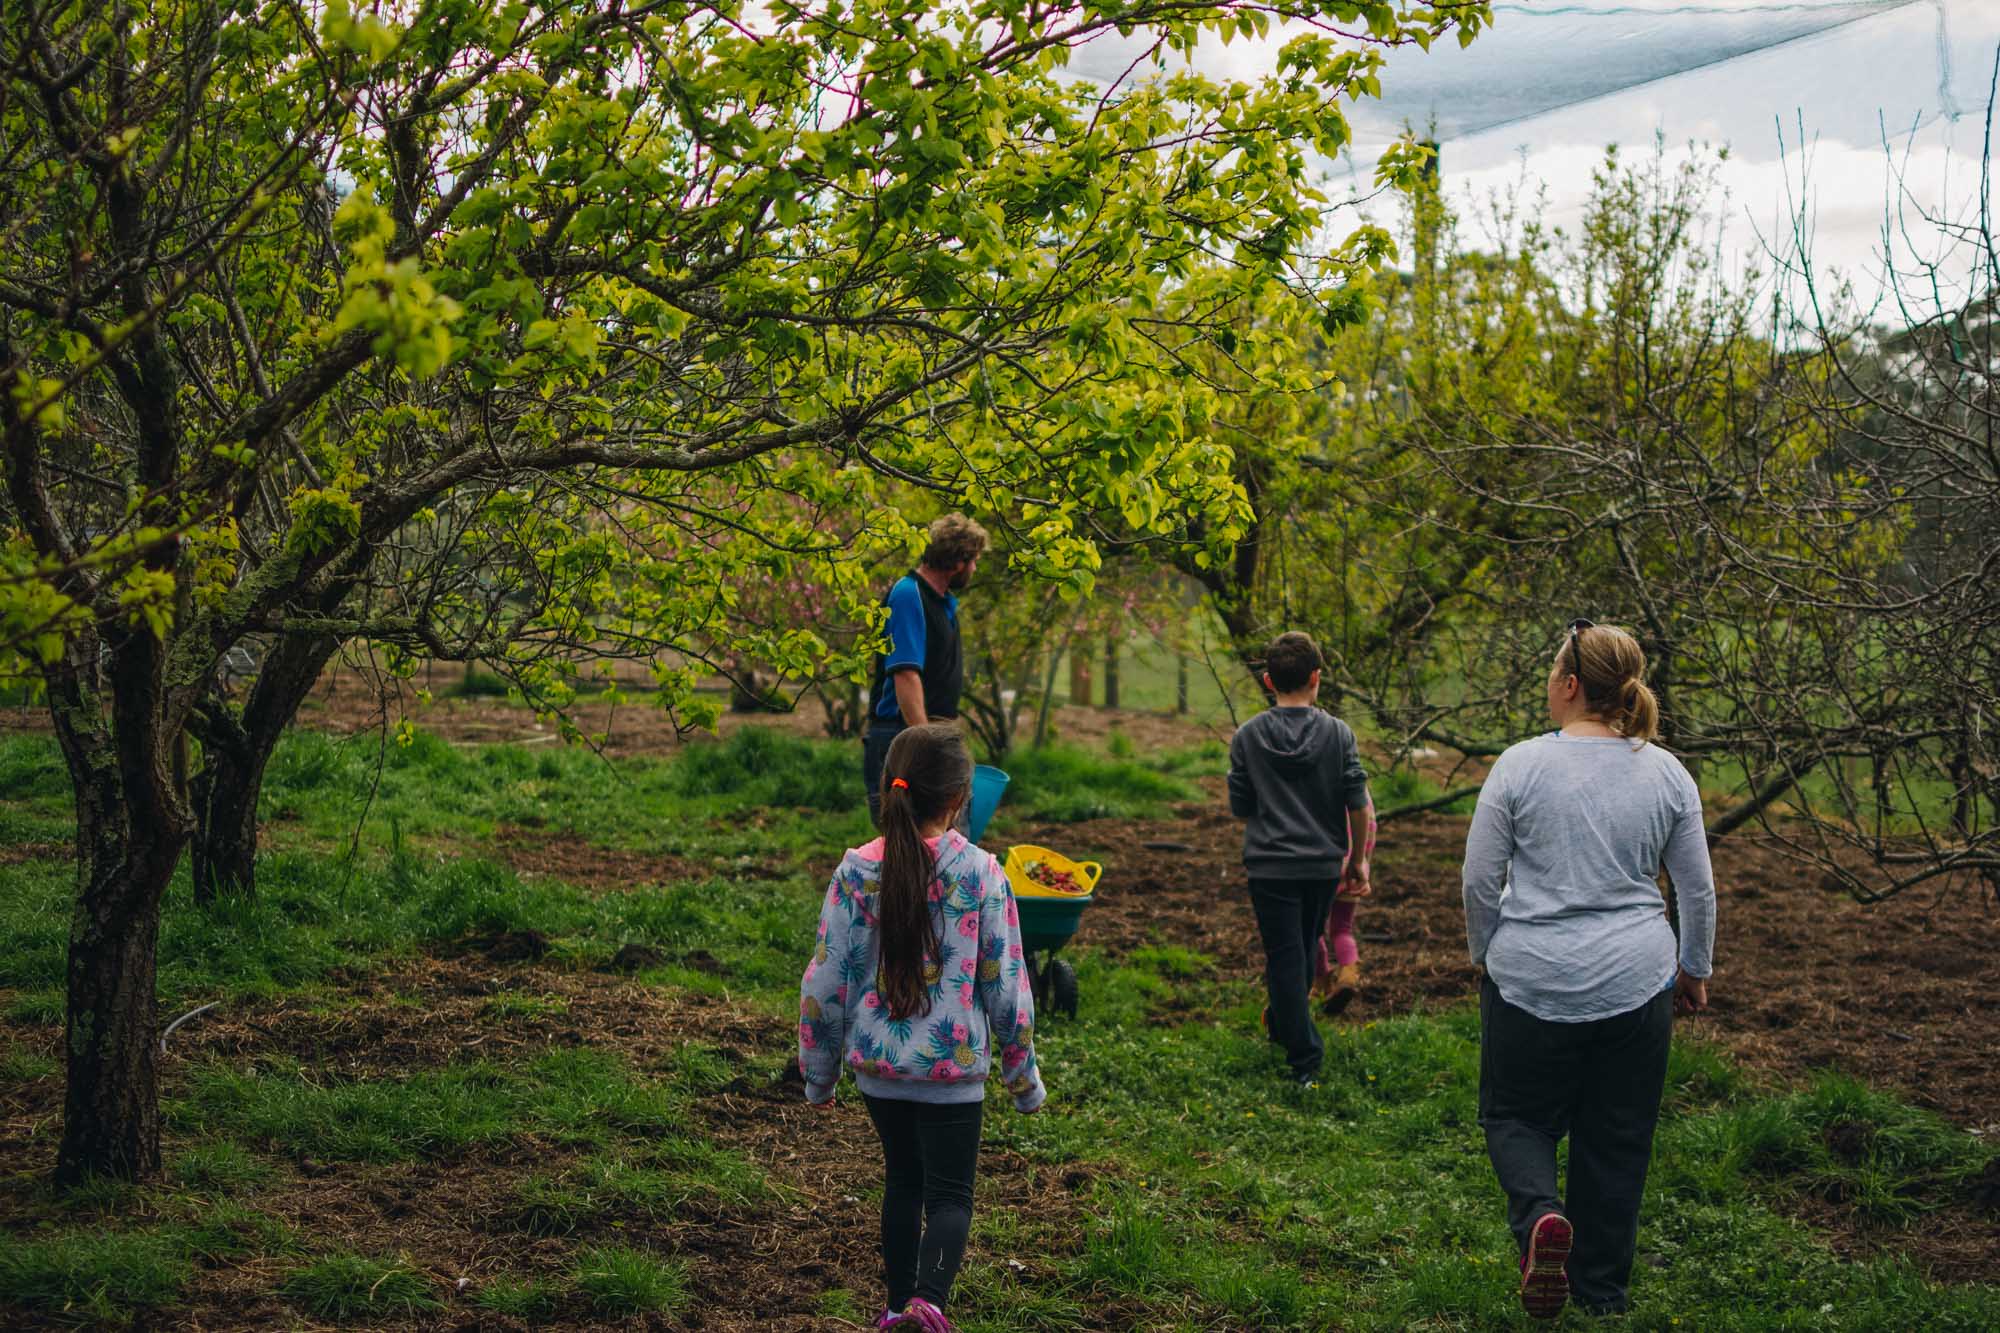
[876,723,973,1021]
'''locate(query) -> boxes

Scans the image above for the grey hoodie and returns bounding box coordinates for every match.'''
[1228,706,1371,880]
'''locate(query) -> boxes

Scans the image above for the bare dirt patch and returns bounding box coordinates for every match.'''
[158,956,775,1077]
[483,825,715,894]
[0,841,66,866]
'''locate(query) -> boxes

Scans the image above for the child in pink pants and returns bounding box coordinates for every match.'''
[1314,795,1377,1012]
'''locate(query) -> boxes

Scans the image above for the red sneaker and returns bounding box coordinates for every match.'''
[1519,1211,1573,1319]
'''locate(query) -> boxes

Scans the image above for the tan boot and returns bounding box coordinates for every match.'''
[1322,961,1361,1016]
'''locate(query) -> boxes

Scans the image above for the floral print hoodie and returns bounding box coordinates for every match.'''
[799,830,1045,1112]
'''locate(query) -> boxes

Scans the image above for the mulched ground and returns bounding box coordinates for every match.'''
[482,825,718,895]
[1018,802,2000,1130]
[0,955,1115,1332]
[1005,798,2000,1280]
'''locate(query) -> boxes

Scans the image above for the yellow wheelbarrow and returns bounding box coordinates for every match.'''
[1003,844,1101,1019]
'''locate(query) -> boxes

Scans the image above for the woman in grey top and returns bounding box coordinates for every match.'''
[1461,622,1716,1321]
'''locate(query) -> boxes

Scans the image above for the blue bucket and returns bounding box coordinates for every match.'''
[968,764,1010,842]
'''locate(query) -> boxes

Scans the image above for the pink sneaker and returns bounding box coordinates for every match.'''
[903,1297,954,1332]
[1519,1211,1573,1319]
[875,1311,906,1330]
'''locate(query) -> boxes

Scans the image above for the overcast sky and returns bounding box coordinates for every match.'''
[1066,0,2000,314]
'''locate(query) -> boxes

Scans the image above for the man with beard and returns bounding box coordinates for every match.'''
[863,514,989,828]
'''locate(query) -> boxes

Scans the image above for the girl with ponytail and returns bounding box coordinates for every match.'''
[1461,622,1716,1321]
[799,723,1045,1333]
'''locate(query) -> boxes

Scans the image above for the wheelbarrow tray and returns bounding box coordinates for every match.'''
[1014,890,1092,954]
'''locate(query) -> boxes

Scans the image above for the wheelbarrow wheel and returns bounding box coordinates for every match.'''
[1050,959,1079,1019]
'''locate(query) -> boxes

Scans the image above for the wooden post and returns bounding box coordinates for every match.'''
[1068,638,1092,707]
[1176,654,1189,715]
[1102,636,1120,710]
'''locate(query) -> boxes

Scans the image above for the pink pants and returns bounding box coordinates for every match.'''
[1313,898,1359,978]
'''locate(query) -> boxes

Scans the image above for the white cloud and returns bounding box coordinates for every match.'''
[1062,1,2000,307]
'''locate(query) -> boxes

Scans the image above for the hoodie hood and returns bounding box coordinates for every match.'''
[1228,705,1371,880]
[1256,706,1334,774]
[837,829,979,924]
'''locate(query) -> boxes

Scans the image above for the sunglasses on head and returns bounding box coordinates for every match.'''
[1566,618,1594,678]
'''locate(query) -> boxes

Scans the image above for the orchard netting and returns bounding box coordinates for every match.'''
[1066,1,1996,168]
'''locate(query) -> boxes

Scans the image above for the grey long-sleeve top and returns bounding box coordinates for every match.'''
[1462,733,1717,1023]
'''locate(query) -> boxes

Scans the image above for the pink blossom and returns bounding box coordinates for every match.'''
[959,957,975,976]
[864,991,882,1010]
[1004,899,1018,927]
[956,913,979,938]
[835,985,848,1005]
[799,1023,816,1048]
[952,1022,968,1042]
[1008,944,1023,960]
[958,983,975,1007]
[930,1064,958,1080]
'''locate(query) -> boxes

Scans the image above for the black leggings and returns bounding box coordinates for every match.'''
[1479,978,1674,1313]
[862,1094,984,1311]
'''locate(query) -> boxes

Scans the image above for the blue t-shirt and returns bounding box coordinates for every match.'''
[868,574,963,723]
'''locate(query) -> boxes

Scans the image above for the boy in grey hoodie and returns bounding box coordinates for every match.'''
[1228,632,1376,1084]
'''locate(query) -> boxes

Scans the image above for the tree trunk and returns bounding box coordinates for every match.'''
[190,738,265,903]
[1102,637,1120,710]
[46,628,193,1185]
[1068,637,1092,707]
[189,632,336,903]
[60,813,180,1184]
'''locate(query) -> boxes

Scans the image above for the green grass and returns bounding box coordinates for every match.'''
[170,1046,692,1162]
[173,1199,299,1261]
[510,1142,769,1235]
[572,1245,689,1316]
[280,1254,440,1320]
[0,733,76,845]
[955,961,2000,1331]
[0,726,1212,1015]
[0,1230,190,1323]
[0,1042,58,1084]
[473,1275,563,1319]
[1371,764,1479,816]
[450,666,513,698]
[817,1287,869,1321]
[999,744,1197,822]
[1664,1074,1994,1227]
[482,990,571,1020]
[169,1141,274,1195]
[257,724,870,862]
[4,726,1999,1331]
